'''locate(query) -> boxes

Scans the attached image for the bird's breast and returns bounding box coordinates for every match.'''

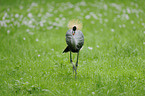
[65,29,84,52]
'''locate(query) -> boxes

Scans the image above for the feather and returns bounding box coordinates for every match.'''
[68,19,83,30]
[63,46,70,53]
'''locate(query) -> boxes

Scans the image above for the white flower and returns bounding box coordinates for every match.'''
[40,22,43,27]
[79,1,87,6]
[55,27,59,30]
[140,18,143,21]
[85,15,91,19]
[125,14,129,20]
[28,13,33,18]
[127,8,131,14]
[15,14,19,18]
[20,78,23,80]
[117,15,120,18]
[111,29,114,32]
[59,14,63,17]
[36,39,39,42]
[75,6,81,11]
[24,82,29,84]
[23,37,26,40]
[143,42,145,45]
[104,19,108,22]
[96,45,99,48]
[54,10,58,13]
[92,92,95,95]
[104,4,108,10]
[68,11,72,14]
[42,89,50,92]
[19,6,23,9]
[27,9,30,12]
[144,31,145,34]
[91,21,95,24]
[98,13,102,17]
[38,13,41,17]
[122,24,126,28]
[7,30,10,34]
[26,29,30,32]
[88,47,93,50]
[131,20,134,24]
[46,12,53,17]
[119,25,122,28]
[62,17,66,21]
[38,54,40,57]
[55,18,59,21]
[47,26,53,30]
[31,2,38,7]
[89,12,98,20]
[136,14,139,18]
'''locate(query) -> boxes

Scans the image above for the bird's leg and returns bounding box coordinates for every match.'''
[76,52,79,69]
[70,52,72,63]
[75,52,79,79]
[70,52,76,74]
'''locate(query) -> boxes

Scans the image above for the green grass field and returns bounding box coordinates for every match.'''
[0,0,145,95]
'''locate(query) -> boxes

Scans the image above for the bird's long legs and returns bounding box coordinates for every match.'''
[70,52,77,79]
[70,52,76,73]
[75,52,79,79]
[76,52,79,69]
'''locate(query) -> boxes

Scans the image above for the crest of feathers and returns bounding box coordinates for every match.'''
[68,19,83,30]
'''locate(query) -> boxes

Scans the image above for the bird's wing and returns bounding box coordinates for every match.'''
[76,30,84,49]
[65,29,72,45]
[65,29,77,49]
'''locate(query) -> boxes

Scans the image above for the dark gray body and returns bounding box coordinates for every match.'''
[63,29,84,53]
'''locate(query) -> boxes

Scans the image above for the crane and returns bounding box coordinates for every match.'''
[63,20,84,79]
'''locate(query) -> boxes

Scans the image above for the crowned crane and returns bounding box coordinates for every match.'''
[63,20,84,79]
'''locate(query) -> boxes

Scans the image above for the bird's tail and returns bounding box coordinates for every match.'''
[63,46,70,53]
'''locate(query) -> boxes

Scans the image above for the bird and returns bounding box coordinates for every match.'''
[63,19,84,79]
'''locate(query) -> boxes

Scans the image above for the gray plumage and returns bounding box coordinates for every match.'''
[63,26,84,79]
[63,29,84,53]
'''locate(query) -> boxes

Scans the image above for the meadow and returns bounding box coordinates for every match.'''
[0,0,145,95]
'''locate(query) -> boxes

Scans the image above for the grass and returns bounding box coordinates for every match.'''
[0,0,145,95]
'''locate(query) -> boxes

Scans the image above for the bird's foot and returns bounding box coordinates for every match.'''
[72,65,77,79]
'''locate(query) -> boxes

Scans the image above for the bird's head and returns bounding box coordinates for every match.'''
[72,26,77,35]
[73,26,77,31]
[68,19,82,34]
